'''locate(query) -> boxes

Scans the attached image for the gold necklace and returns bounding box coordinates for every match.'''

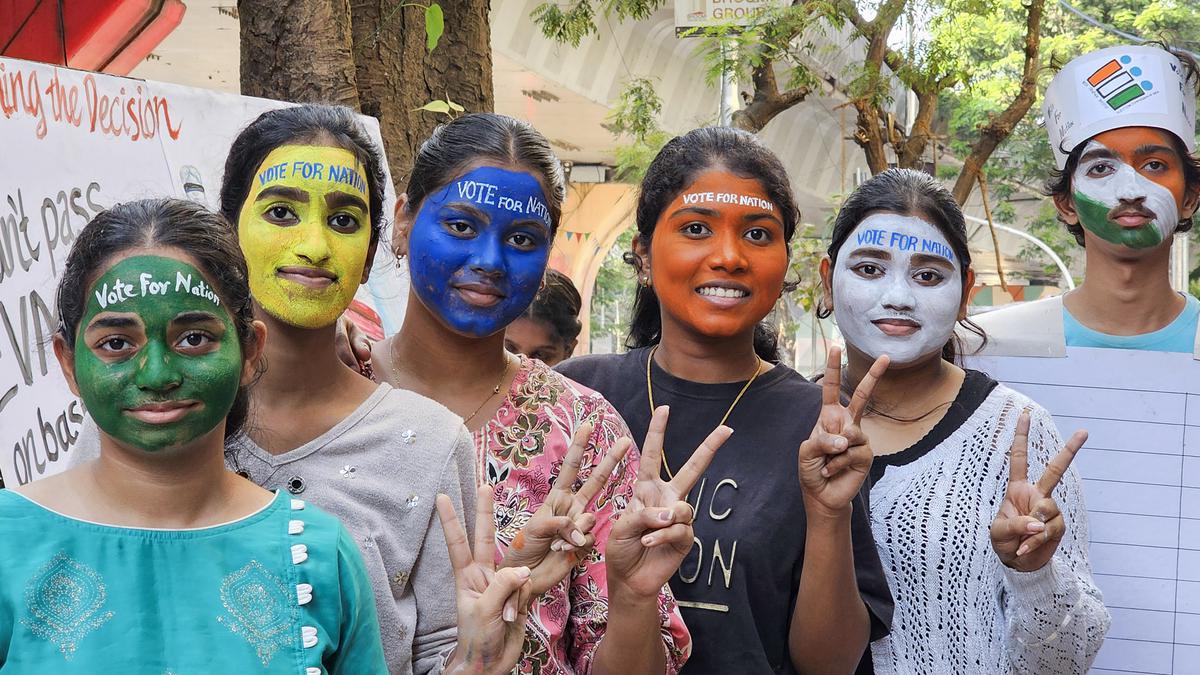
[463,354,513,425]
[645,344,763,480]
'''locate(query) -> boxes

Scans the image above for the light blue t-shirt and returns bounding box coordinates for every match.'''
[0,490,387,674]
[1063,293,1199,353]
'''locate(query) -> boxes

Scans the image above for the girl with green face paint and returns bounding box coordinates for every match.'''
[74,254,243,452]
[0,199,390,673]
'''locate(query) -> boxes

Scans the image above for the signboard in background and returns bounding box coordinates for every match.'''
[967,348,1200,675]
[673,0,790,35]
[0,56,404,487]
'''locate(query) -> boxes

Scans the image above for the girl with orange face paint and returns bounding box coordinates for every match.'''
[558,127,893,675]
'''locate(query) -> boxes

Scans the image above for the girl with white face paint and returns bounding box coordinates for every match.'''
[819,169,1110,674]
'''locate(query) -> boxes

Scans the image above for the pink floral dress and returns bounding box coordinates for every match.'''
[474,355,690,674]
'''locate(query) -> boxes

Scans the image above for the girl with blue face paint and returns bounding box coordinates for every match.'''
[373,113,732,674]
[406,164,555,338]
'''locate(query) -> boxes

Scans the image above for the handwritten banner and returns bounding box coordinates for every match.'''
[0,58,399,487]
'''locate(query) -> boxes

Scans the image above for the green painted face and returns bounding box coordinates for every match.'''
[74,255,243,452]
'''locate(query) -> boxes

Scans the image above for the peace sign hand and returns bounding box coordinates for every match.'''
[500,422,632,596]
[798,346,889,518]
[438,486,534,675]
[605,406,734,599]
[990,410,1087,572]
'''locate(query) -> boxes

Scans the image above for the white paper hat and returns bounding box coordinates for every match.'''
[1042,45,1196,169]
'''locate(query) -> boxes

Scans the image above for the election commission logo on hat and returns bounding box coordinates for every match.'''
[1042,45,1196,169]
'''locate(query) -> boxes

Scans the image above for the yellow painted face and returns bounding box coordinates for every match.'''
[237,144,372,328]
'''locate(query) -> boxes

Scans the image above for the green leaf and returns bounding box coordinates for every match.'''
[425,3,444,52]
[447,100,465,112]
[417,100,452,114]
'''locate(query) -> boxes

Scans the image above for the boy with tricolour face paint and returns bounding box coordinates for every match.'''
[974,45,1200,357]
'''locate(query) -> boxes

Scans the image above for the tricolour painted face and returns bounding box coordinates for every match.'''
[1071,127,1186,250]
[832,213,962,365]
[74,254,242,452]
[407,166,553,338]
[238,144,372,328]
[649,170,788,341]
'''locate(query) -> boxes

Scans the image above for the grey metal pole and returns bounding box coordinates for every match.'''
[719,38,736,126]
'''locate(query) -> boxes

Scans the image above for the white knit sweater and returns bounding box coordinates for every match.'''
[868,384,1111,674]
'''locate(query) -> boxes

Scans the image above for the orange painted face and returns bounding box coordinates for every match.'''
[648,170,789,340]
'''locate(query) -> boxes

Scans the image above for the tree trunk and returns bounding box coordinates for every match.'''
[238,0,494,193]
[854,103,890,174]
[239,0,361,108]
[349,0,493,191]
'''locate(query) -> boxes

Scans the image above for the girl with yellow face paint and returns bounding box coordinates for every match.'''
[3,198,389,673]
[217,104,527,673]
[237,143,374,329]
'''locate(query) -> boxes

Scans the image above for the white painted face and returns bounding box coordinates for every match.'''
[832,213,963,365]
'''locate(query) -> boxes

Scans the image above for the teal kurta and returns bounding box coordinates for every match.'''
[0,489,386,674]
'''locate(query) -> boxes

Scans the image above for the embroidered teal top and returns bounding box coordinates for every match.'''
[0,489,387,674]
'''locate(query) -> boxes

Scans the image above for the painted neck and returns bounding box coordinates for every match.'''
[654,319,763,384]
[1071,241,1182,334]
[389,293,510,390]
[91,427,242,528]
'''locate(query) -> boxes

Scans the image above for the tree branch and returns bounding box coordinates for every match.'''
[732,60,812,132]
[897,88,938,167]
[951,0,1045,205]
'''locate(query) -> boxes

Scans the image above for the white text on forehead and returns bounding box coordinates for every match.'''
[455,179,549,221]
[681,192,775,212]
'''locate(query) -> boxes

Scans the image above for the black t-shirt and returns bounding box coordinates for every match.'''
[558,347,893,675]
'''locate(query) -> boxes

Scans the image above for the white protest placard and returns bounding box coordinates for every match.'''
[0,57,402,487]
[967,347,1200,674]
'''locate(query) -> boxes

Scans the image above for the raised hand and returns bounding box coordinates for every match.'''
[797,346,889,517]
[501,422,632,595]
[605,406,733,598]
[990,411,1087,572]
[335,313,373,372]
[438,485,534,675]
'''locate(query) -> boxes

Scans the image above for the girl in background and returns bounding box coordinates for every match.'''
[505,268,582,366]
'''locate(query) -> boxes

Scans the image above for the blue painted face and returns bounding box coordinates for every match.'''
[407,166,553,337]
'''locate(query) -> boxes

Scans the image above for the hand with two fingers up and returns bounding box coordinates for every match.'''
[990,410,1088,572]
[500,421,632,595]
[605,405,734,597]
[437,485,535,675]
[798,346,890,517]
